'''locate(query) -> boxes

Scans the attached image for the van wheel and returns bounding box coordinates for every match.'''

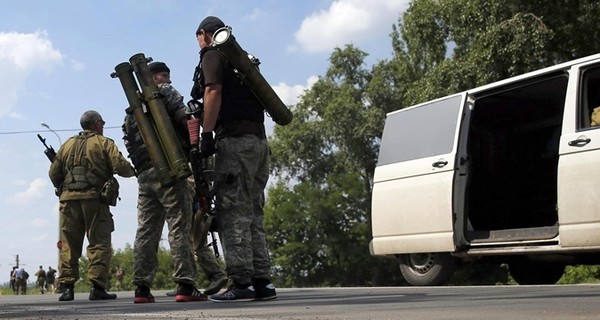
[508,260,565,285]
[399,253,456,286]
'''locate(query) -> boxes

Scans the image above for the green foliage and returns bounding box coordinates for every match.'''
[267,44,405,287]
[391,0,600,105]
[558,265,600,284]
[70,243,178,291]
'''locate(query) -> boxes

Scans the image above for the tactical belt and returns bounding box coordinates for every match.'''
[216,119,265,139]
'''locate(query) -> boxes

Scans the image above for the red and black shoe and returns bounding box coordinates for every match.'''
[175,283,208,302]
[134,285,155,304]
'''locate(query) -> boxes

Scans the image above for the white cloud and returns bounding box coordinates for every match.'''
[0,30,64,117]
[243,8,262,21]
[70,59,85,72]
[7,178,49,205]
[31,218,48,228]
[293,0,408,53]
[273,75,319,106]
[32,233,49,242]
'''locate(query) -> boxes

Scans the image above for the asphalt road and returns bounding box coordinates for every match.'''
[2,285,600,319]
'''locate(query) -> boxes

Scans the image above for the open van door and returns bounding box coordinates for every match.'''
[370,93,466,285]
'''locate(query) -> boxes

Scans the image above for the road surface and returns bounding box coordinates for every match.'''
[2,285,600,319]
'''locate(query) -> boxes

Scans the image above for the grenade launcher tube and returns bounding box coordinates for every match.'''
[129,53,192,181]
[111,62,176,186]
[212,27,293,126]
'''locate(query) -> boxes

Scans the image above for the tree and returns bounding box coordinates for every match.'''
[266,44,406,287]
[393,0,600,105]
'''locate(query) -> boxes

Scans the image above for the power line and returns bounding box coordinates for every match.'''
[0,126,122,136]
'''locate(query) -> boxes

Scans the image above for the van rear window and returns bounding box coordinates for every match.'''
[378,95,463,166]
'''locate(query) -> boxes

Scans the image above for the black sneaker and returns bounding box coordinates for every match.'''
[175,283,208,302]
[210,283,256,302]
[134,285,155,303]
[58,284,74,302]
[252,278,277,301]
[89,285,117,300]
[203,276,229,295]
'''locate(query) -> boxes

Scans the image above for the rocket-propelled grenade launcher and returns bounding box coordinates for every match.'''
[111,53,192,186]
[212,26,293,126]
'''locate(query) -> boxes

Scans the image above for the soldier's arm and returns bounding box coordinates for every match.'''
[105,140,135,178]
[48,143,67,188]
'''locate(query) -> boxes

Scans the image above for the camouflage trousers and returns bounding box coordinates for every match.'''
[58,199,114,289]
[215,134,272,285]
[133,166,197,287]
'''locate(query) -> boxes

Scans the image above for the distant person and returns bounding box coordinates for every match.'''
[46,266,57,293]
[35,265,47,294]
[123,61,206,303]
[15,268,28,294]
[10,266,17,294]
[49,110,136,302]
[113,266,124,291]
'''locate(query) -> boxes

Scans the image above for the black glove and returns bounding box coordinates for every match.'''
[200,131,216,158]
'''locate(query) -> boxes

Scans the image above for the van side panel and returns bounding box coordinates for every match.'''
[558,63,600,248]
[370,94,464,256]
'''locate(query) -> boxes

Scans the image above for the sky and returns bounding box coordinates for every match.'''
[0,0,408,284]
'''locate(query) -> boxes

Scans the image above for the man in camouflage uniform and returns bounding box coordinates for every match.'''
[194,16,276,302]
[49,110,135,302]
[34,265,46,294]
[124,61,207,303]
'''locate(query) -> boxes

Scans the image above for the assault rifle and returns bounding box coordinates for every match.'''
[37,134,56,162]
[187,100,223,258]
[189,148,221,257]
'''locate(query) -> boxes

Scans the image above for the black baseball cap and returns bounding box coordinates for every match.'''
[148,61,170,74]
[196,16,225,34]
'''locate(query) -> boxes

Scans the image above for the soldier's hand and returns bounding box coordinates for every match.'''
[200,131,216,158]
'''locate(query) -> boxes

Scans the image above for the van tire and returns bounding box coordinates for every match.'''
[508,260,565,285]
[399,253,456,286]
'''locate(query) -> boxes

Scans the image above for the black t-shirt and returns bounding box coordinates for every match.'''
[201,49,264,125]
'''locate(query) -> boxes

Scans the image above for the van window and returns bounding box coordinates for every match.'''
[377,95,462,166]
[579,66,600,130]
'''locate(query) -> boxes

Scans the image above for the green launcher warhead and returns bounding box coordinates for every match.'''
[212,27,293,126]
[111,53,191,186]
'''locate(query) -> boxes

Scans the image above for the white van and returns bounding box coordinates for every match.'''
[370,53,600,286]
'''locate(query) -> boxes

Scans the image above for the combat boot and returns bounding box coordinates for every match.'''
[89,284,117,300]
[58,284,74,301]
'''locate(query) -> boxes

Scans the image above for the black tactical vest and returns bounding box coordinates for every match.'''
[122,114,151,172]
[192,47,265,129]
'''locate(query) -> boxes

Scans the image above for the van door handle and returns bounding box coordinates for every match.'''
[568,137,591,147]
[432,160,448,168]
